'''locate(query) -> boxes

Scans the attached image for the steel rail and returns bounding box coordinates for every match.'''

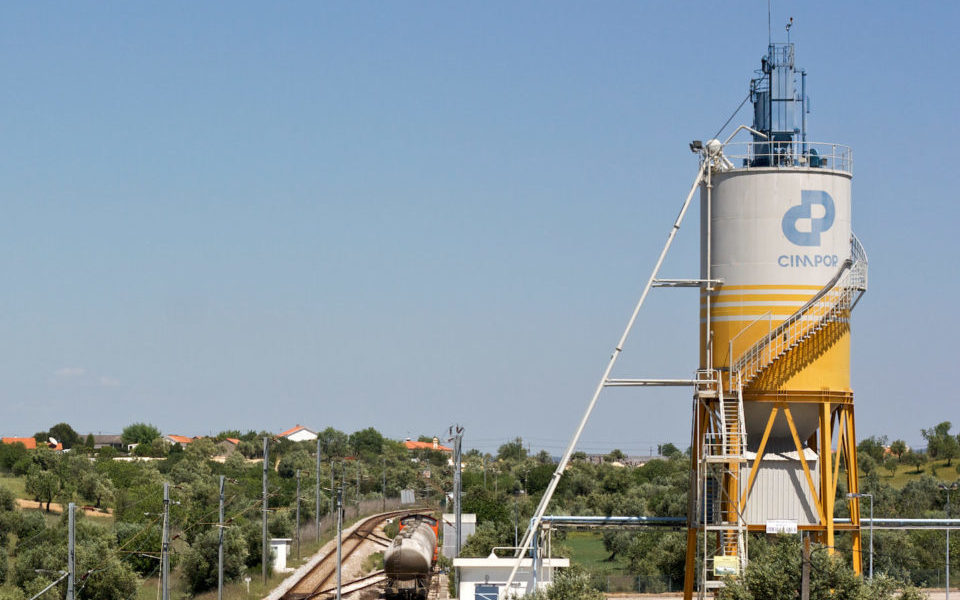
[282,509,428,600]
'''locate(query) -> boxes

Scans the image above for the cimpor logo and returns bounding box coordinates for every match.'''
[781,190,835,246]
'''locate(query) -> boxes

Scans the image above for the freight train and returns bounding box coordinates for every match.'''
[383,514,439,600]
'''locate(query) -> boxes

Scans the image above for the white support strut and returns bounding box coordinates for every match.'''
[502,161,707,595]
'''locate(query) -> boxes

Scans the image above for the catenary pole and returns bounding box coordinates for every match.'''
[262,437,269,584]
[316,437,322,541]
[67,502,75,600]
[452,426,463,557]
[504,161,708,592]
[218,475,225,600]
[336,486,343,600]
[296,469,301,560]
[330,457,336,518]
[162,483,170,600]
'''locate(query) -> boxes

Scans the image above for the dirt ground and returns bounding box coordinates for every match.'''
[16,498,113,517]
[340,522,391,600]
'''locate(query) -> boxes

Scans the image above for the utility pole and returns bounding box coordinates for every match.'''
[336,486,343,600]
[483,456,487,489]
[449,425,464,558]
[330,458,336,518]
[514,500,519,547]
[67,502,75,600]
[316,437,322,542]
[356,460,361,510]
[940,483,958,600]
[162,482,170,600]
[218,475,225,600]
[295,469,301,561]
[801,534,810,600]
[382,457,387,511]
[262,437,269,585]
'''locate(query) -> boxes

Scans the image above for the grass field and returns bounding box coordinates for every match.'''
[873,457,960,487]
[0,473,27,498]
[563,531,627,574]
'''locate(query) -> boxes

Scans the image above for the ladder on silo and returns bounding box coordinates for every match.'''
[694,370,747,597]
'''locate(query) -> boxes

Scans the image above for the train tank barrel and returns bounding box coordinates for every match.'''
[383,520,437,581]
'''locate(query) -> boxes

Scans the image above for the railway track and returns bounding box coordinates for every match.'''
[281,509,428,600]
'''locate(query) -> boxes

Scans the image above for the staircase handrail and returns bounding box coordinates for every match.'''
[731,235,867,385]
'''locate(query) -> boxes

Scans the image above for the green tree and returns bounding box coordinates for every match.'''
[858,435,888,464]
[498,438,527,462]
[15,516,139,600]
[606,449,626,462]
[121,422,161,446]
[0,487,19,549]
[718,535,919,600]
[659,443,682,458]
[459,520,514,557]
[84,433,96,450]
[24,467,58,512]
[278,448,313,479]
[79,471,116,509]
[319,427,350,457]
[883,457,899,477]
[462,487,510,525]
[47,423,81,449]
[115,521,162,576]
[525,565,604,600]
[133,438,168,458]
[0,442,28,473]
[859,454,878,477]
[922,422,960,466]
[890,439,907,461]
[181,526,248,593]
[350,427,385,459]
[902,451,927,474]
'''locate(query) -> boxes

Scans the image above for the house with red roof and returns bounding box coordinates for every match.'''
[1,437,62,451]
[163,434,196,447]
[404,437,453,453]
[2,437,37,449]
[277,425,317,443]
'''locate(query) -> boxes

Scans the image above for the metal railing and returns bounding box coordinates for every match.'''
[721,141,853,174]
[732,235,868,386]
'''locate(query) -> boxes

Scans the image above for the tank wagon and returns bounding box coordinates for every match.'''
[383,514,439,600]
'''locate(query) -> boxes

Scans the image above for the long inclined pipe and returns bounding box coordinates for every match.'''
[502,161,707,594]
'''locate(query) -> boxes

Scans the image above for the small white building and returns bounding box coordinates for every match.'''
[453,555,569,600]
[442,513,477,559]
[277,425,318,443]
[270,538,293,572]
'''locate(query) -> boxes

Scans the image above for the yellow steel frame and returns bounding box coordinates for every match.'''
[683,399,862,599]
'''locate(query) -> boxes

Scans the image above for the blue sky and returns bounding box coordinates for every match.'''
[0,2,956,454]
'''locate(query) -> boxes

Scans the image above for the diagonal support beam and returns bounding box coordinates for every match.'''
[740,406,778,513]
[832,409,846,501]
[503,161,708,594]
[784,405,826,523]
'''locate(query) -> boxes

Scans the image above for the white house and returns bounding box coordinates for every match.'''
[277,425,318,443]
[453,555,569,600]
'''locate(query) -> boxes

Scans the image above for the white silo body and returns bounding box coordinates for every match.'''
[701,166,853,450]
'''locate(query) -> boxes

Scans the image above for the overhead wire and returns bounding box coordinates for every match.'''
[712,90,753,142]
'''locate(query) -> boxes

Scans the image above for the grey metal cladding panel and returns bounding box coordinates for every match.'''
[742,460,819,525]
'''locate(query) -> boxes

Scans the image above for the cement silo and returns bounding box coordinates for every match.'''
[684,41,868,598]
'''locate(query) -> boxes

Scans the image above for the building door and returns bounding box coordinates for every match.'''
[475,584,499,600]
